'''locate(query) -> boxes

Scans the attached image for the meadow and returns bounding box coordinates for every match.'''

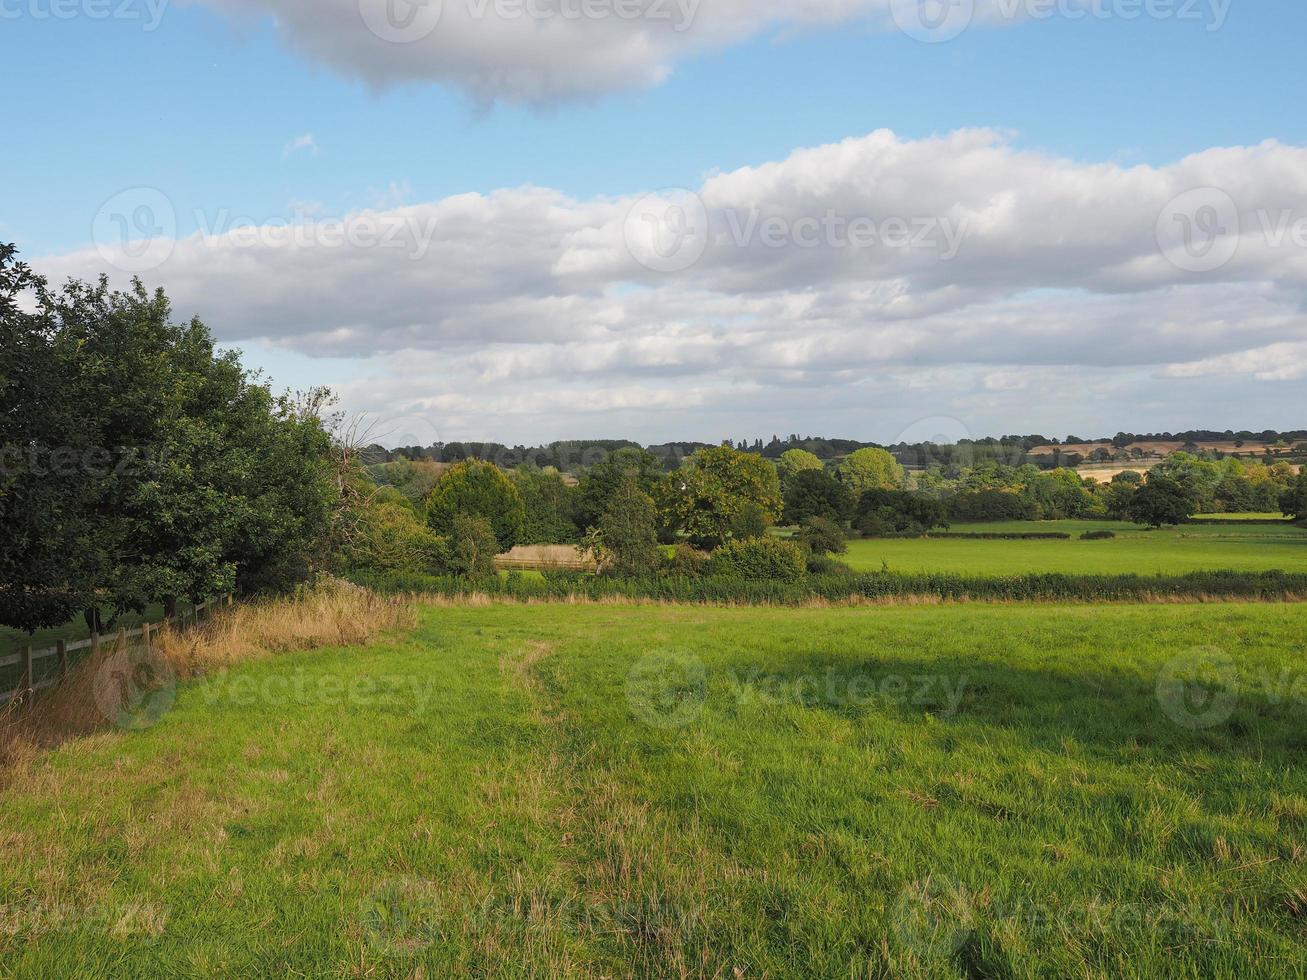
[3,602,1306,978]
[846,520,1307,577]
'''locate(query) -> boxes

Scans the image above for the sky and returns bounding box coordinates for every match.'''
[3,0,1306,446]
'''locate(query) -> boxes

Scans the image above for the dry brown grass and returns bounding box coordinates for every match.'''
[1,578,414,771]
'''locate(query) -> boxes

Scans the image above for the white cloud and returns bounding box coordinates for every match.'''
[281,133,320,160]
[40,129,1307,441]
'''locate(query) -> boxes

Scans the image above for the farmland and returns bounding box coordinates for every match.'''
[3,602,1306,977]
[845,520,1307,577]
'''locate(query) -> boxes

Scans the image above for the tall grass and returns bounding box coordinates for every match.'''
[1,578,413,768]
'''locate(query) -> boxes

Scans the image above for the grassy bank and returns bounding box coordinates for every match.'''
[2,602,1305,976]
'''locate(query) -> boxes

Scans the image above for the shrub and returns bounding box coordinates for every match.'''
[662,543,709,578]
[805,554,851,576]
[709,538,807,582]
[1081,530,1116,540]
[796,516,847,555]
[450,514,499,582]
[854,488,948,535]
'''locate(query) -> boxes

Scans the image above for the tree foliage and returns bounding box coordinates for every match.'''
[783,469,854,525]
[596,471,660,577]
[660,446,783,550]
[0,248,340,630]
[836,448,905,497]
[426,460,525,550]
[1126,475,1196,527]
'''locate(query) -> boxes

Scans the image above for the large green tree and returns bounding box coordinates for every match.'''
[1282,471,1307,521]
[426,460,525,550]
[1126,475,1196,528]
[776,449,823,485]
[836,448,905,497]
[596,471,660,577]
[1,248,340,630]
[661,445,783,550]
[782,469,854,525]
[575,447,663,530]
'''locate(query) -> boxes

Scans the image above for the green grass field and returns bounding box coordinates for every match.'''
[847,520,1307,576]
[4,602,1306,977]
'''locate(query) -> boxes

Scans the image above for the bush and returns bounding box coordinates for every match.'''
[805,554,852,576]
[662,543,709,578]
[449,514,498,582]
[947,490,1036,522]
[1081,530,1116,540]
[709,538,807,582]
[796,516,847,555]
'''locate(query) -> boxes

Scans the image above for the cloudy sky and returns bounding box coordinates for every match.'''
[5,0,1306,445]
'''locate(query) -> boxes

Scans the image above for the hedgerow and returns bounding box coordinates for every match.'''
[349,568,1307,605]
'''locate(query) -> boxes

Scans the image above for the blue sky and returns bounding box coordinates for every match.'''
[4,0,1306,443]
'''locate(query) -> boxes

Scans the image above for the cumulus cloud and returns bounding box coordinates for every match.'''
[42,129,1307,441]
[281,133,320,160]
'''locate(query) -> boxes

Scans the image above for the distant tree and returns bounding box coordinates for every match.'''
[339,492,450,575]
[426,460,525,550]
[596,471,660,577]
[776,449,823,484]
[854,489,948,535]
[783,469,854,525]
[836,448,905,497]
[661,445,783,550]
[575,447,663,530]
[1282,471,1307,521]
[513,465,580,544]
[1126,475,1196,527]
[796,516,847,556]
[730,501,771,541]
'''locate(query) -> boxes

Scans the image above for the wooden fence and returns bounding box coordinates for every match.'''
[0,597,230,705]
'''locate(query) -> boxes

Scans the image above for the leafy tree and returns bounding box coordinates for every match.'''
[947,490,1035,522]
[1126,475,1196,527]
[776,449,823,484]
[661,446,783,550]
[449,513,498,582]
[513,465,580,544]
[854,489,948,535]
[426,460,525,550]
[796,516,847,555]
[730,501,771,541]
[783,469,854,525]
[5,261,340,627]
[1282,471,1307,521]
[575,448,663,530]
[596,472,660,577]
[0,246,101,630]
[836,448,905,497]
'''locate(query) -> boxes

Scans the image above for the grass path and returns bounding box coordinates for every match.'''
[3,603,1307,976]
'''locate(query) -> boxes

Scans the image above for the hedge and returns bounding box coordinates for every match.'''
[349,568,1307,605]
[862,532,1072,540]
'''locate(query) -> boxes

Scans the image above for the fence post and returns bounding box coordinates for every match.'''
[117,627,127,653]
[91,631,100,660]
[20,645,33,694]
[142,621,151,649]
[57,639,68,680]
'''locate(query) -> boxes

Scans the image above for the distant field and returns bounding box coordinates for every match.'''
[848,520,1307,576]
[4,602,1305,977]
